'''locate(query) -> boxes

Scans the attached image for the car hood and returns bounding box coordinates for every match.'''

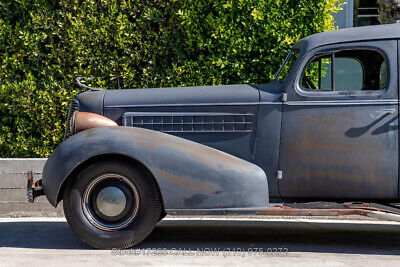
[103,84,260,108]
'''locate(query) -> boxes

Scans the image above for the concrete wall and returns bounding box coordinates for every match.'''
[0,159,63,217]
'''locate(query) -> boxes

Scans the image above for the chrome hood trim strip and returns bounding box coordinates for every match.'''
[104,99,398,108]
[104,101,281,108]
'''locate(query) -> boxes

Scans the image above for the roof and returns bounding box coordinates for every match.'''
[292,24,400,51]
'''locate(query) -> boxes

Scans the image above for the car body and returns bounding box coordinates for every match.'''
[29,24,400,248]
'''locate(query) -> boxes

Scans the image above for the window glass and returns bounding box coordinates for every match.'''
[300,49,387,92]
[301,55,332,90]
[379,61,388,90]
[334,57,363,91]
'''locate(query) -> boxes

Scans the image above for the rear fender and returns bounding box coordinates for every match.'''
[42,127,269,209]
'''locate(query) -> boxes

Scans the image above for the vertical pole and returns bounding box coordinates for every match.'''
[331,54,335,91]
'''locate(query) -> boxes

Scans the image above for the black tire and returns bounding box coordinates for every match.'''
[63,160,162,249]
[158,210,167,222]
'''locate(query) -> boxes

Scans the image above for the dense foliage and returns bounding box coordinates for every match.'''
[0,0,342,157]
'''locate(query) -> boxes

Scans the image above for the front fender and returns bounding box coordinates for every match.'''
[43,127,269,209]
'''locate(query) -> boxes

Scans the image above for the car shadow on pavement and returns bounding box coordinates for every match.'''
[1,219,400,255]
[0,221,90,249]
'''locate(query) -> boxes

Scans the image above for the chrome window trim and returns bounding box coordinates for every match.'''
[293,45,391,98]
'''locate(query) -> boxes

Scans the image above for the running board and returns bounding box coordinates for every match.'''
[166,202,400,222]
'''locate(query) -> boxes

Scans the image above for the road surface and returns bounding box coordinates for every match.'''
[1,216,400,266]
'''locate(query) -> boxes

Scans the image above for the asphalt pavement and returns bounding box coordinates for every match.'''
[1,216,400,266]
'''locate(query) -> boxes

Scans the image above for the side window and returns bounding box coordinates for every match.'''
[301,49,387,92]
[301,54,332,90]
[379,61,388,89]
[334,57,363,91]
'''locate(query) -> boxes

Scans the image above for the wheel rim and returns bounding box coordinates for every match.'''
[82,173,140,231]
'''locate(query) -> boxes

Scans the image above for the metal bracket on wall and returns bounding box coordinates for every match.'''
[27,170,44,203]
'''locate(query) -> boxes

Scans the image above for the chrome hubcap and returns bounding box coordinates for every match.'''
[82,174,140,231]
[96,186,127,217]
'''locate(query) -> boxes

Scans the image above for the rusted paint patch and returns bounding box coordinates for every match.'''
[153,168,218,194]
[280,106,398,199]
[167,202,400,221]
[72,112,117,134]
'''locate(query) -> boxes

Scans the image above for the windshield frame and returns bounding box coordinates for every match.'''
[274,49,300,82]
[274,50,293,80]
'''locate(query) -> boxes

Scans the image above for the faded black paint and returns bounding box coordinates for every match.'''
[42,127,269,209]
[43,24,400,211]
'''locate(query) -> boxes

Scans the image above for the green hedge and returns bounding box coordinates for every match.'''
[0,0,342,157]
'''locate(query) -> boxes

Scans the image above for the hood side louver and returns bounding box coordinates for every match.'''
[122,112,253,133]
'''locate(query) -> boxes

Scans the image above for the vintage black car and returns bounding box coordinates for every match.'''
[27,24,400,249]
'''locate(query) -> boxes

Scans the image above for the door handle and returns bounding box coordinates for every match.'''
[371,109,396,119]
[380,109,396,114]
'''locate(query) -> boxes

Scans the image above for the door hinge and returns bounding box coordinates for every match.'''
[281,93,287,102]
[277,170,283,180]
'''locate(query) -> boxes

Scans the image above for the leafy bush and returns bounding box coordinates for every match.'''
[0,0,342,157]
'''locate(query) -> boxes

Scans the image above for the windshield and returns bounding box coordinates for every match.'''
[274,49,300,81]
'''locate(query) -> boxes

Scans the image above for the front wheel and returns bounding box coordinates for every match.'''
[63,160,162,249]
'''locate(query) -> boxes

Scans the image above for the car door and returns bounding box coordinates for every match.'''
[278,40,398,199]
